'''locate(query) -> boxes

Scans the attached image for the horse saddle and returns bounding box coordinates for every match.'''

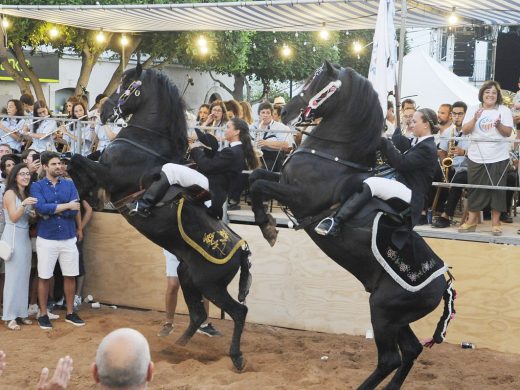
[346,197,411,231]
[156,184,211,208]
[176,197,246,265]
[371,212,448,292]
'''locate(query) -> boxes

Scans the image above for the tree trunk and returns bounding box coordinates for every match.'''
[261,78,270,100]
[0,28,32,95]
[245,77,252,101]
[74,33,113,97]
[12,43,46,104]
[102,36,142,97]
[232,74,245,101]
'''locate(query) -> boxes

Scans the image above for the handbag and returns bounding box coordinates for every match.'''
[0,223,16,262]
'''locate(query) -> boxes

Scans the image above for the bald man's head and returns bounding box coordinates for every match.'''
[93,328,153,389]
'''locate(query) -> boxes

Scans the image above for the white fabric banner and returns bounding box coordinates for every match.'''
[368,0,398,117]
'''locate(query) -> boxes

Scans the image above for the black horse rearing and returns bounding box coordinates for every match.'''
[249,61,455,389]
[67,65,250,371]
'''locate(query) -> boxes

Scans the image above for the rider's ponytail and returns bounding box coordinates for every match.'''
[231,118,260,170]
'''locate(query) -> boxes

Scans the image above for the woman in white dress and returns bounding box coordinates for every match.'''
[23,101,57,153]
[2,163,37,330]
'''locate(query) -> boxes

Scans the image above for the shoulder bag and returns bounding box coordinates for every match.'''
[0,223,16,262]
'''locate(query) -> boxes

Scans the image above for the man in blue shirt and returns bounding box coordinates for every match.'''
[31,152,85,329]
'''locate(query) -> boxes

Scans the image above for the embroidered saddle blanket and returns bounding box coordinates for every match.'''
[176,198,245,265]
[371,212,448,292]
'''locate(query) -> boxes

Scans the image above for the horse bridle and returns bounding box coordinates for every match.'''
[296,79,342,125]
[111,79,143,126]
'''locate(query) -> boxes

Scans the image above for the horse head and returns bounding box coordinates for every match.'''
[68,154,111,210]
[101,65,144,125]
[282,60,342,126]
[282,60,384,164]
[100,66,189,162]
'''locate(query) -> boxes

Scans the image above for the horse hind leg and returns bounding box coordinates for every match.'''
[383,325,423,390]
[200,284,248,372]
[175,263,207,346]
[358,322,401,390]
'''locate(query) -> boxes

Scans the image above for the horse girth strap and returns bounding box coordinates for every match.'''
[112,138,172,162]
[112,189,146,211]
[293,147,374,172]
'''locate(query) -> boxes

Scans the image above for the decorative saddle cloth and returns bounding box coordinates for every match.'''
[177,198,246,265]
[371,212,448,292]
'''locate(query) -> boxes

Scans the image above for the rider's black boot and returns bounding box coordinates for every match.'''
[315,183,373,236]
[128,171,171,217]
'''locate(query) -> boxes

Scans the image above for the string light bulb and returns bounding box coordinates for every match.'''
[448,8,458,26]
[49,26,59,38]
[96,29,106,43]
[199,45,209,55]
[353,41,363,54]
[319,22,329,40]
[1,17,9,29]
[197,35,207,48]
[281,44,292,58]
[121,34,129,47]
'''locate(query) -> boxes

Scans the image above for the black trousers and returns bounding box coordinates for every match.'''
[443,170,468,217]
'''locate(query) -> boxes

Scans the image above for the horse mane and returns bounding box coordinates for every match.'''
[335,67,384,164]
[143,69,189,160]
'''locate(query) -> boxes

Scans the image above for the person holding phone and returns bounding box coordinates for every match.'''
[30,152,85,329]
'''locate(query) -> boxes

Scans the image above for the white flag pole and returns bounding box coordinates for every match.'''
[368,0,398,118]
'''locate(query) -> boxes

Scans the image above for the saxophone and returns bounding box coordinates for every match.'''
[441,127,456,175]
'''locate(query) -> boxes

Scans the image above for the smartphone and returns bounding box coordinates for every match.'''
[32,152,40,162]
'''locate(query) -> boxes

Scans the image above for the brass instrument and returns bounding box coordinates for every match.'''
[441,127,456,176]
[432,127,457,213]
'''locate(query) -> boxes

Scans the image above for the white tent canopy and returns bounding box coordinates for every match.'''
[401,50,480,110]
[0,0,518,33]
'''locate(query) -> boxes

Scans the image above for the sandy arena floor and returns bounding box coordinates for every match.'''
[0,306,519,389]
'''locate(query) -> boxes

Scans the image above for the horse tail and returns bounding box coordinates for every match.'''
[423,271,456,348]
[237,243,252,303]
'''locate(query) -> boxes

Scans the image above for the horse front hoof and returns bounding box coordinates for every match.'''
[231,354,246,372]
[260,215,278,247]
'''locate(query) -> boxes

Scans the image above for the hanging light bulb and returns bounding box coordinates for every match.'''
[312,46,316,52]
[273,37,277,43]
[96,29,106,43]
[448,8,458,26]
[121,34,129,47]
[281,44,292,58]
[295,32,299,38]
[319,22,329,40]
[1,17,10,29]
[252,42,256,49]
[353,41,363,54]
[200,45,209,55]
[197,35,207,48]
[49,26,59,39]
[303,41,308,46]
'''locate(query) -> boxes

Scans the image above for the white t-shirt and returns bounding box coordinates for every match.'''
[31,119,57,152]
[463,104,514,163]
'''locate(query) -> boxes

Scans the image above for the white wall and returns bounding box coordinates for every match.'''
[0,56,235,115]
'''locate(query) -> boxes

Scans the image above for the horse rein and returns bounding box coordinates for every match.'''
[111,79,143,126]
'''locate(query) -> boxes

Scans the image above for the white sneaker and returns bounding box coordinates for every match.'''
[37,309,60,320]
[27,304,39,317]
